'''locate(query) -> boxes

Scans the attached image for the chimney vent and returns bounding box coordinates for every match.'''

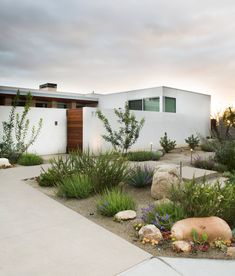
[39,83,57,91]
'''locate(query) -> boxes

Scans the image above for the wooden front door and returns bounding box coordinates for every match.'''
[67,109,83,152]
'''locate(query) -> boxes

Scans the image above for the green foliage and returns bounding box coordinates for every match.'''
[97,188,136,217]
[126,151,161,161]
[127,165,154,187]
[215,140,235,171]
[57,174,93,199]
[96,104,145,153]
[191,228,208,244]
[193,156,227,172]
[38,151,128,193]
[185,134,200,150]
[141,202,185,231]
[159,132,176,153]
[200,137,216,152]
[38,169,57,187]
[170,178,235,226]
[222,106,235,138]
[18,153,43,166]
[0,90,43,163]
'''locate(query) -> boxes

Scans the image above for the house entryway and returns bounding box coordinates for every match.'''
[67,108,83,152]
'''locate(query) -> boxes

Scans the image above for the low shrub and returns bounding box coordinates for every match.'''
[18,153,43,166]
[160,132,176,153]
[170,178,235,226]
[37,151,128,192]
[127,165,154,187]
[193,156,227,172]
[126,151,161,161]
[57,174,93,199]
[185,134,200,150]
[141,202,185,231]
[97,188,136,217]
[215,140,235,171]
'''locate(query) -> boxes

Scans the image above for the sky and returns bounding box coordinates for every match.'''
[0,0,235,114]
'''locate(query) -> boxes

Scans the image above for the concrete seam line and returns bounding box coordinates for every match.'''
[115,256,153,275]
[157,257,184,276]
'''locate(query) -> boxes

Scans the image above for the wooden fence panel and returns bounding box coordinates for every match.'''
[67,109,83,152]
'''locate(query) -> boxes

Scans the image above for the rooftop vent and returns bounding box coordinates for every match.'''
[39,83,57,91]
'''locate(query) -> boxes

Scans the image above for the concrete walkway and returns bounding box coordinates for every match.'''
[0,165,235,276]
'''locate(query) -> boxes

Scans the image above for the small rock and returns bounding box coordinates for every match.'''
[171,216,232,243]
[0,158,12,168]
[172,240,192,253]
[114,210,136,221]
[227,247,235,257]
[138,224,163,241]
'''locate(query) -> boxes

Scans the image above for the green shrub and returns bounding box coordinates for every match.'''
[160,132,176,153]
[215,140,235,171]
[185,134,200,150]
[126,151,161,161]
[18,153,43,166]
[200,140,216,152]
[170,178,235,226]
[37,151,128,193]
[97,188,136,216]
[127,165,154,187]
[57,174,93,199]
[193,156,227,172]
[38,169,57,187]
[141,202,185,231]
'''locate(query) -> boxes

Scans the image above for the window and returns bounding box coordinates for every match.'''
[128,99,142,110]
[164,97,176,113]
[57,102,68,109]
[35,102,48,108]
[144,97,159,112]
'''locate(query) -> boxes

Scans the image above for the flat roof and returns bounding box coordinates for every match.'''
[0,85,99,102]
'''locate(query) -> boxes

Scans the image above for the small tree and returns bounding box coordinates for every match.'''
[222,106,235,138]
[0,90,43,162]
[96,104,145,153]
[185,134,200,150]
[159,132,176,153]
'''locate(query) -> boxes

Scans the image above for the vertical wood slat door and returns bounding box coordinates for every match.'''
[67,109,83,152]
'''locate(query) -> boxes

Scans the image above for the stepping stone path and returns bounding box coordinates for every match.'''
[181,166,219,182]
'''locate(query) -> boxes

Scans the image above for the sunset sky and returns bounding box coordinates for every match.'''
[0,0,235,114]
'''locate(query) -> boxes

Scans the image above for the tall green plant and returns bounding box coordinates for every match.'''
[96,104,145,153]
[0,90,43,162]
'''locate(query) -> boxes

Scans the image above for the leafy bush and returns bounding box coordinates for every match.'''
[200,138,216,152]
[38,169,57,187]
[18,153,43,166]
[215,140,235,171]
[127,165,154,187]
[126,151,161,161]
[37,151,128,193]
[170,178,235,226]
[160,132,176,153]
[57,174,93,199]
[97,188,136,216]
[141,202,185,231]
[193,156,227,172]
[185,134,200,150]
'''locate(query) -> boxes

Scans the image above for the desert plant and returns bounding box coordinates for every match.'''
[97,187,136,216]
[215,140,235,171]
[126,151,161,161]
[159,132,176,153]
[170,178,235,226]
[18,153,43,166]
[96,103,145,153]
[57,174,93,199]
[127,165,154,187]
[141,202,185,231]
[222,106,235,138]
[185,134,200,150]
[193,156,227,172]
[0,90,43,163]
[38,169,57,187]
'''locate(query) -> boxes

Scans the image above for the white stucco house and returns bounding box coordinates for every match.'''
[0,84,211,154]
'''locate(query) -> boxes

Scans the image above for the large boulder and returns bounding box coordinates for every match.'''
[114,210,136,221]
[138,224,163,241]
[0,158,12,168]
[171,216,232,242]
[151,164,180,199]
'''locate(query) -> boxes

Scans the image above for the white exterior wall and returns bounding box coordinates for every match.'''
[0,106,67,155]
[83,107,210,153]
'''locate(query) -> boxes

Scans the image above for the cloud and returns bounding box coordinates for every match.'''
[0,0,235,110]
